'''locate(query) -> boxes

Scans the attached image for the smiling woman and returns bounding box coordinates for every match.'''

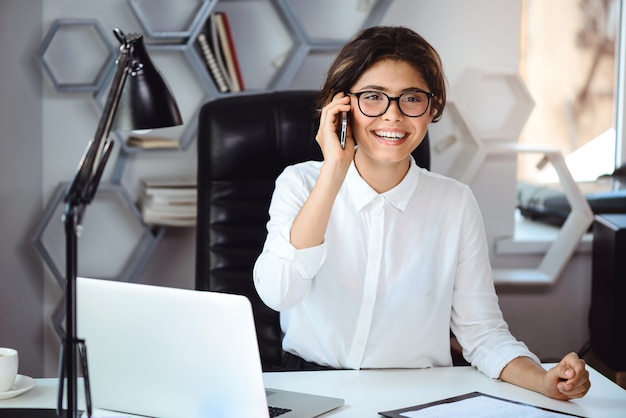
[252,25,591,401]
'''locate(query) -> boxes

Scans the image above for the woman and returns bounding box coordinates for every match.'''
[253,26,589,400]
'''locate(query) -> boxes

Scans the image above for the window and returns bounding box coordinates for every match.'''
[518,0,621,184]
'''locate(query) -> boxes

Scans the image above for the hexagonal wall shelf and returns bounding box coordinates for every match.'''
[428,99,486,183]
[31,182,164,288]
[129,0,216,39]
[38,19,116,93]
[454,68,535,141]
[187,0,302,91]
[288,49,339,90]
[275,0,392,89]
[277,0,392,45]
[486,143,594,285]
[51,297,67,342]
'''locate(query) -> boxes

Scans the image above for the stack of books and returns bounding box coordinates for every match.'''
[126,135,180,150]
[139,177,197,227]
[196,12,245,93]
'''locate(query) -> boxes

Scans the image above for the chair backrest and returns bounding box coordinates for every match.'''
[196,90,430,371]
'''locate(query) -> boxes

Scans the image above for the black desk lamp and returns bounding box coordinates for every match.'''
[57,28,182,418]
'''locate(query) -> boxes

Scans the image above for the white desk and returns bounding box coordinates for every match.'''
[264,366,626,417]
[1,366,625,417]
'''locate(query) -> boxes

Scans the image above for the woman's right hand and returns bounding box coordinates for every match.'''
[316,92,355,171]
[289,93,354,250]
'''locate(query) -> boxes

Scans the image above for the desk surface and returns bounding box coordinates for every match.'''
[1,365,625,417]
[265,365,626,417]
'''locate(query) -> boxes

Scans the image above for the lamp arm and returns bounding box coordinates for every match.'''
[64,35,132,207]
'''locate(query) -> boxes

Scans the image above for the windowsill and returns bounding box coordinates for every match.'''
[495,210,593,256]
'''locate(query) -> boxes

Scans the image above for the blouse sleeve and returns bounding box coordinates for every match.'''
[450,186,541,379]
[253,165,327,311]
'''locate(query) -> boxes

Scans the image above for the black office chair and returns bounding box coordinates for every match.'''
[195,90,431,371]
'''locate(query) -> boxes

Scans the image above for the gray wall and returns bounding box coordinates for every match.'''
[0,0,44,377]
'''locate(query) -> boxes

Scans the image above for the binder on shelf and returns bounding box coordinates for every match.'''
[195,12,245,93]
[196,32,229,93]
[209,13,234,92]
[215,12,245,91]
[196,16,230,93]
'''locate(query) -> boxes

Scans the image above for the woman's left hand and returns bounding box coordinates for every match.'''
[543,352,590,400]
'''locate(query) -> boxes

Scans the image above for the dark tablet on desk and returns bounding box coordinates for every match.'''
[379,391,584,417]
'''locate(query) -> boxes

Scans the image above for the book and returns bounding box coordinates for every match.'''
[139,177,197,226]
[126,135,180,149]
[195,14,234,93]
[209,13,235,92]
[141,187,198,204]
[141,202,196,220]
[215,12,245,91]
[140,198,196,226]
[142,213,197,227]
[139,193,198,207]
[215,13,239,92]
[196,32,229,93]
[141,176,197,189]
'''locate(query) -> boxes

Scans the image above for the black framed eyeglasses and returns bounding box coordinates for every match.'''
[349,89,435,118]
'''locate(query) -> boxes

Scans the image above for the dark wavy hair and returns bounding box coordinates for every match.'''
[315,26,447,122]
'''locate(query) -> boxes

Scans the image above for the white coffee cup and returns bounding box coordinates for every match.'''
[0,347,18,392]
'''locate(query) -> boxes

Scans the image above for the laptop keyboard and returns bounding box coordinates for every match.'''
[268,406,292,417]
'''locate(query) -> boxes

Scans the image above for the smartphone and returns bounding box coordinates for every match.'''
[338,112,348,149]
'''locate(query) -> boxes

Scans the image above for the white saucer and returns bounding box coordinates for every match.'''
[0,375,36,400]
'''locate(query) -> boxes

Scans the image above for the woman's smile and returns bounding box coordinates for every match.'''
[372,129,408,144]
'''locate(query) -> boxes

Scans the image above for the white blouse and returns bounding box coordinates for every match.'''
[253,158,539,378]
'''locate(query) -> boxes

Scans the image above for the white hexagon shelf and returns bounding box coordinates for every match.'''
[274,0,393,88]
[31,182,164,288]
[428,99,486,183]
[51,296,67,342]
[288,49,339,90]
[38,19,116,93]
[276,0,392,44]
[486,143,594,285]
[129,0,216,39]
[187,0,301,91]
[454,68,535,141]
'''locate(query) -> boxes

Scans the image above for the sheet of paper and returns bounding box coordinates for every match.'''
[400,394,574,417]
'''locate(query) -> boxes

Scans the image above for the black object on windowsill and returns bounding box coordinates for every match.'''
[517,163,626,228]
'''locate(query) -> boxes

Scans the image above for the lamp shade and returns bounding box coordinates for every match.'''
[112,33,183,131]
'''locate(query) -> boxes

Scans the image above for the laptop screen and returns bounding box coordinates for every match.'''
[77,277,270,417]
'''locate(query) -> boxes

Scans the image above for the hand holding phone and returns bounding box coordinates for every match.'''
[338,112,348,149]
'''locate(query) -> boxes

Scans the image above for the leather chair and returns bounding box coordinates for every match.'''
[196,90,431,371]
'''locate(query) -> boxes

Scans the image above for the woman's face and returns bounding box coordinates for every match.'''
[348,59,434,166]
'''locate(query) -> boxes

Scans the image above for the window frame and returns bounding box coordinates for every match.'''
[617,0,626,168]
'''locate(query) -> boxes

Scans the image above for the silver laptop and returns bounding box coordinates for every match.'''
[76,277,344,418]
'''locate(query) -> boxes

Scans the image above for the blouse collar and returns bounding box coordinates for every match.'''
[346,156,420,212]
